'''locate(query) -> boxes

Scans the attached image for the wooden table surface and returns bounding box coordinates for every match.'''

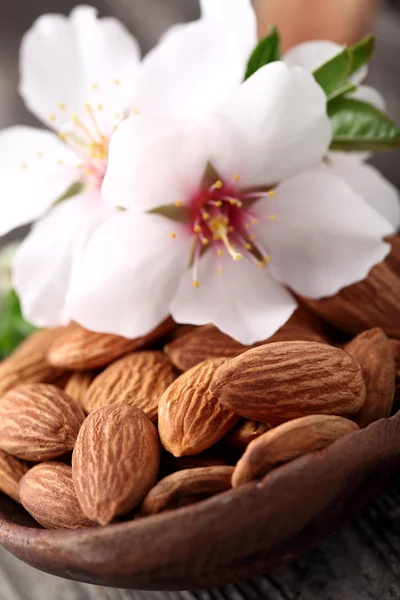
[0,1,400,598]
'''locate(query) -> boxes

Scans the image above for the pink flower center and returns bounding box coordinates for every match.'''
[176,176,277,288]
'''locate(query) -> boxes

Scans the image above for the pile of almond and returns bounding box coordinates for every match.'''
[0,305,397,530]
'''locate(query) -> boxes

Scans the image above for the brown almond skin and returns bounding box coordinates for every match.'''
[19,463,95,529]
[141,466,234,516]
[345,328,395,428]
[303,262,400,338]
[83,351,176,420]
[224,420,273,449]
[390,339,400,394]
[47,319,174,370]
[65,371,97,408]
[386,235,400,276]
[0,449,29,503]
[0,328,67,397]
[160,451,232,477]
[158,358,240,457]
[0,384,85,461]
[210,342,366,423]
[232,415,359,488]
[165,309,328,372]
[72,405,160,526]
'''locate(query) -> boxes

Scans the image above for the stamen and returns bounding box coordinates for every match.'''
[217,248,223,257]
[170,232,176,239]
[113,79,121,86]
[48,113,56,122]
[264,255,271,264]
[85,103,104,140]
[193,280,200,288]
[57,160,64,166]
[209,215,242,261]
[91,83,99,91]
[194,225,202,233]
[133,108,141,116]
[175,200,183,207]
[58,103,67,110]
[21,162,28,170]
[218,267,224,275]
[36,151,43,158]
[257,260,264,269]
[269,214,276,222]
[267,189,276,198]
[233,174,240,182]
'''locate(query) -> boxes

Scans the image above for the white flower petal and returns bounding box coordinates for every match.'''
[350,84,386,111]
[20,5,141,130]
[102,115,212,211]
[170,251,297,345]
[284,40,367,84]
[0,126,78,235]
[258,170,392,299]
[68,212,190,337]
[13,193,112,327]
[326,154,400,231]
[210,62,331,187]
[132,0,256,119]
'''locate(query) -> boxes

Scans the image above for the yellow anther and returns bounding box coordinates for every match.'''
[113,78,121,86]
[77,163,84,169]
[194,225,202,233]
[21,162,28,170]
[91,83,99,91]
[97,103,104,111]
[58,103,66,110]
[59,132,68,141]
[257,260,264,269]
[233,174,240,182]
[217,248,223,257]
[202,238,210,246]
[133,108,141,115]
[48,113,56,122]
[214,200,223,208]
[193,280,200,288]
[85,168,93,176]
[57,160,64,166]
[202,212,210,220]
[213,234,221,241]
[175,200,183,207]
[267,189,276,198]
[229,198,236,205]
[264,255,271,264]
[170,232,176,239]
[252,218,259,225]
[245,243,252,251]
[71,112,79,123]
[269,214,276,222]
[214,180,223,189]
[250,233,257,241]
[218,267,224,275]
[36,151,43,158]
[244,223,250,229]
[114,113,121,120]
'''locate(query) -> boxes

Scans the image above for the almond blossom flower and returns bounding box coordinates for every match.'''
[284,40,400,230]
[67,62,393,344]
[1,1,256,327]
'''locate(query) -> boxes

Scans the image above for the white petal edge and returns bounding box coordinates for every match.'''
[170,251,297,345]
[68,212,191,337]
[209,62,332,187]
[0,126,78,235]
[20,5,141,131]
[13,193,112,327]
[255,170,393,299]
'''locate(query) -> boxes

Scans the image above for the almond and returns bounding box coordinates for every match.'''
[0,449,29,503]
[390,339,400,394]
[65,371,97,409]
[386,235,400,276]
[141,466,234,516]
[0,384,85,461]
[83,351,176,420]
[210,342,366,423]
[165,309,328,372]
[160,451,232,477]
[47,318,174,370]
[19,463,95,529]
[302,262,400,338]
[232,415,359,488]
[158,358,240,457]
[0,328,66,397]
[224,420,273,449]
[345,329,395,428]
[72,404,160,525]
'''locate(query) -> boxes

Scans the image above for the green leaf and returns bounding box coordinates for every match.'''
[312,47,353,96]
[148,204,190,223]
[327,81,357,103]
[348,34,374,77]
[0,289,36,358]
[244,25,281,80]
[329,97,400,151]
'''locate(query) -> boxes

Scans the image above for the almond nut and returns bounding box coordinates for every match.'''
[303,262,400,338]
[390,339,400,394]
[47,318,174,370]
[65,371,96,408]
[141,466,234,516]
[72,404,160,525]
[158,358,240,457]
[0,449,29,503]
[345,328,395,427]
[210,342,366,423]
[232,415,359,487]
[83,351,176,420]
[224,420,273,449]
[19,463,95,529]
[0,328,66,397]
[0,384,85,461]
[386,235,400,276]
